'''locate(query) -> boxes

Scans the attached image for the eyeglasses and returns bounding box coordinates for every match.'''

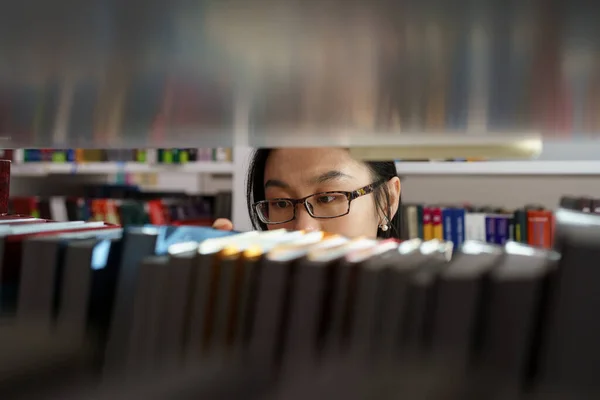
[253,181,385,225]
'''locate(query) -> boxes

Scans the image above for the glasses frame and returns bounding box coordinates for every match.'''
[253,180,385,225]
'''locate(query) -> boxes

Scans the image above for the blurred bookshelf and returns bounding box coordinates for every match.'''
[3,0,600,160]
[396,161,600,176]
[2,148,233,176]
[3,148,236,225]
[9,186,232,226]
[11,161,234,176]
[2,1,600,398]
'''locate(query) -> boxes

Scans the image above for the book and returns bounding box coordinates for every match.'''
[2,197,600,398]
[398,202,556,250]
[10,191,230,226]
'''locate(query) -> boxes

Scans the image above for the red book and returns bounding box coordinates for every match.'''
[526,210,554,249]
[10,197,38,217]
[0,160,10,214]
[148,200,168,225]
[0,150,13,161]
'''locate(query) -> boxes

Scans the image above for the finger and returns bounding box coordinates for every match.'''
[212,218,234,231]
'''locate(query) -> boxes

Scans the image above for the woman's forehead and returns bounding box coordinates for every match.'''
[264,148,371,187]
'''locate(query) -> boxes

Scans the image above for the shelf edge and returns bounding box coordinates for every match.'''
[395,161,600,176]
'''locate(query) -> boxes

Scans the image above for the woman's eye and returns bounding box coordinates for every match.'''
[274,201,290,209]
[317,195,336,204]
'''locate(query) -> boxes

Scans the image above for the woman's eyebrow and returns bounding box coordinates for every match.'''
[311,170,354,184]
[264,171,353,189]
[264,179,289,189]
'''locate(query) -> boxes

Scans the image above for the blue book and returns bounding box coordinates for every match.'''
[485,215,496,243]
[66,149,76,163]
[24,149,42,162]
[494,215,509,245]
[442,208,453,243]
[454,208,466,247]
[442,207,466,248]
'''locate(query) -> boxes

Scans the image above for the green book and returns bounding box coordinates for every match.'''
[136,150,146,163]
[179,149,189,163]
[513,209,528,244]
[52,151,67,163]
[163,149,173,164]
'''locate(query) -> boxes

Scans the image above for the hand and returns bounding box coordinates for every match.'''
[212,218,234,231]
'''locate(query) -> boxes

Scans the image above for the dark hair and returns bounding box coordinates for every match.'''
[246,148,402,239]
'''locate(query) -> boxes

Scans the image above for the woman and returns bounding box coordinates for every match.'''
[213,148,402,239]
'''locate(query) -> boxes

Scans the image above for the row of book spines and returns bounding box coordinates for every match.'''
[559,196,600,213]
[396,158,489,162]
[0,148,233,163]
[403,206,554,249]
[9,197,213,227]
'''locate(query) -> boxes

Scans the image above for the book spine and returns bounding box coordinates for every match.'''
[407,206,419,239]
[0,160,9,214]
[593,199,600,214]
[495,215,509,245]
[485,214,496,243]
[454,208,466,247]
[423,207,433,240]
[527,210,552,248]
[442,208,453,243]
[513,209,528,243]
[465,212,485,242]
[432,207,443,240]
[508,216,515,241]
[416,205,424,239]
[465,212,476,241]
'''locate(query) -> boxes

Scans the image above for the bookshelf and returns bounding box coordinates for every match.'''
[7,149,238,224]
[11,161,234,176]
[2,2,600,397]
[396,161,600,176]
[1,0,600,162]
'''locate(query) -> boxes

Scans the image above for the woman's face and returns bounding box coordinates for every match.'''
[262,148,400,238]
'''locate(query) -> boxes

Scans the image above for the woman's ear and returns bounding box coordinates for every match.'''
[386,176,401,219]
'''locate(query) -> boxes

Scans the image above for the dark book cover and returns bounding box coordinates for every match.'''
[0,160,10,214]
[0,222,117,314]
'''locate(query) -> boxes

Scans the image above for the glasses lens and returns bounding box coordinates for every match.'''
[306,193,349,218]
[256,199,295,223]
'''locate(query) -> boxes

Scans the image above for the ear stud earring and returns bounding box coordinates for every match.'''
[379,219,389,232]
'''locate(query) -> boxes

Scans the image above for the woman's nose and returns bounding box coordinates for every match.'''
[292,204,321,232]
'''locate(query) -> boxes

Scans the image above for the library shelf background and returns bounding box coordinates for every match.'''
[3,0,600,397]
[0,172,599,398]
[0,0,600,157]
[10,161,234,176]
